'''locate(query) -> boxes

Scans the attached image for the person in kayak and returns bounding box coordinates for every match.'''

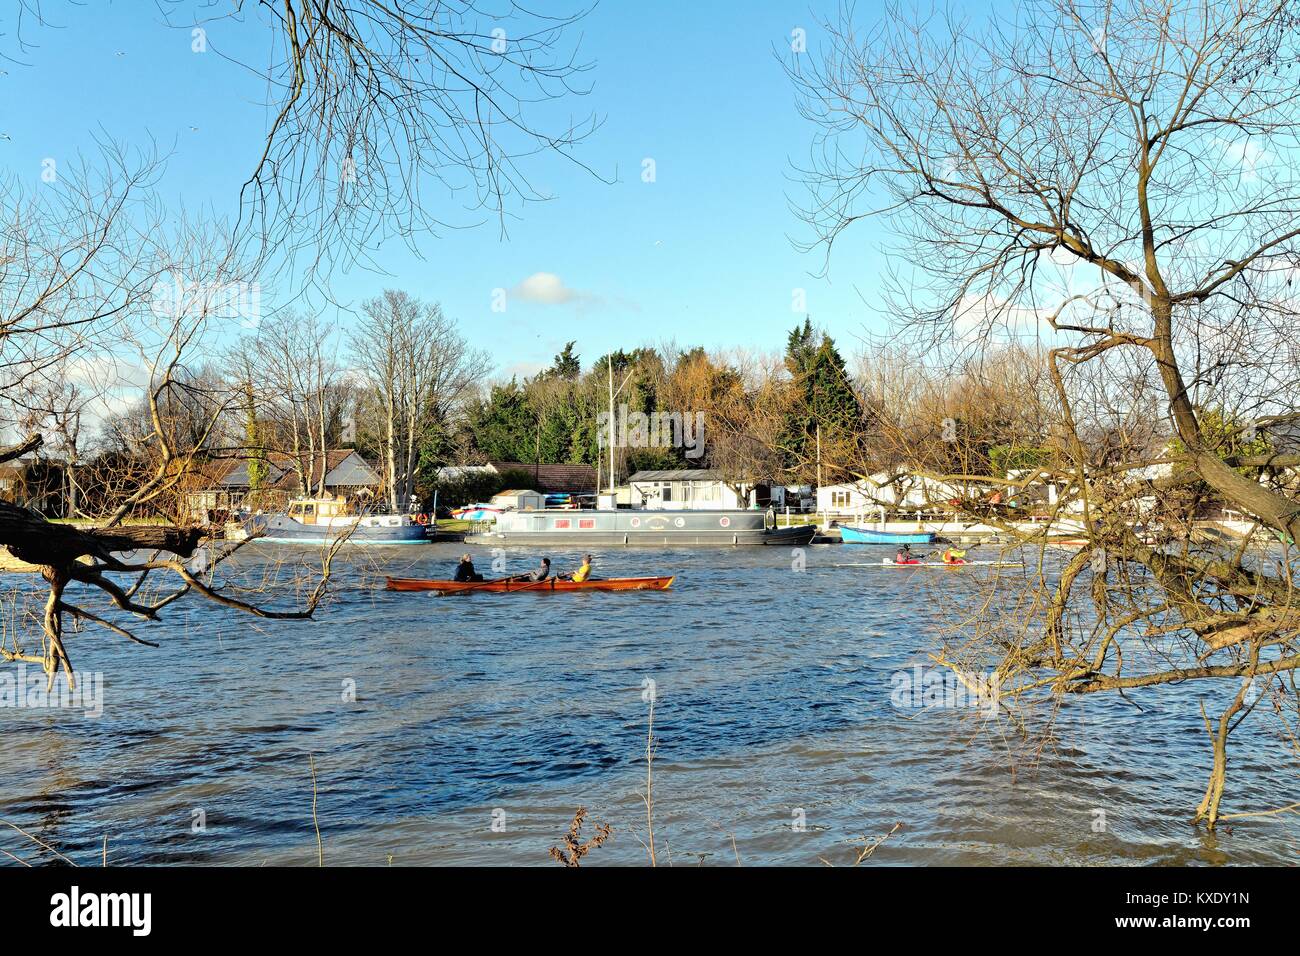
[567,554,594,582]
[453,553,484,582]
[894,545,922,565]
[941,546,968,565]
[526,557,552,581]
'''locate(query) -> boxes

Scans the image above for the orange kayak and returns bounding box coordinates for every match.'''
[385,575,675,594]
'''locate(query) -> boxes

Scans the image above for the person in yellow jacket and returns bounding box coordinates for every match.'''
[569,554,594,582]
[941,546,968,565]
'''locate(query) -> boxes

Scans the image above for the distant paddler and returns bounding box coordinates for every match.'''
[894,545,922,565]
[940,546,969,565]
[453,553,485,582]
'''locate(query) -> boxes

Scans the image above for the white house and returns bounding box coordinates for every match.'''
[816,470,991,513]
[816,480,880,513]
[627,469,758,510]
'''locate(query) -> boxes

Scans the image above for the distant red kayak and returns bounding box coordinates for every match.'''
[385,575,675,594]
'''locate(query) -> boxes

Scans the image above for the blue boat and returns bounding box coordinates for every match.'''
[839,525,936,544]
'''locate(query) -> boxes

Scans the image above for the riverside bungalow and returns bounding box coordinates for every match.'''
[0,457,64,514]
[816,470,990,514]
[187,449,382,521]
[628,469,760,510]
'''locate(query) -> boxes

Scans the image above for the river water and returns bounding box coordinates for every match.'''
[1,542,1296,866]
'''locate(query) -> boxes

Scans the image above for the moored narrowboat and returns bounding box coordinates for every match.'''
[247,496,430,545]
[465,508,816,546]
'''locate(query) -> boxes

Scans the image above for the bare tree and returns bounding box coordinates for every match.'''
[1,238,342,694]
[17,363,92,517]
[0,146,167,418]
[352,291,488,511]
[793,0,1300,826]
[247,311,351,497]
[163,0,601,292]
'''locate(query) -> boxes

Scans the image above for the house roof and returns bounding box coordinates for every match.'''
[486,461,596,494]
[628,469,727,482]
[214,449,380,491]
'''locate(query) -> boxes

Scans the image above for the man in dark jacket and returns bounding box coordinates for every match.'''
[453,554,484,582]
[527,557,552,582]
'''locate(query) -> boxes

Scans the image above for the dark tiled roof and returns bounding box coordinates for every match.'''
[488,461,597,494]
[214,449,380,491]
[628,469,726,482]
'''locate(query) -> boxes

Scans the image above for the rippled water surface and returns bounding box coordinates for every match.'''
[2,543,1297,866]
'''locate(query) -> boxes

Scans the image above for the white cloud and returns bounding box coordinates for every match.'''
[510,272,592,306]
[505,272,641,317]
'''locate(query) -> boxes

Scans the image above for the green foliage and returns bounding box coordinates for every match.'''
[496,467,542,488]
[465,381,537,462]
[458,347,691,470]
[243,383,269,492]
[1169,407,1274,477]
[780,321,865,477]
[784,318,819,377]
[426,470,507,511]
[989,444,1053,477]
[545,342,582,381]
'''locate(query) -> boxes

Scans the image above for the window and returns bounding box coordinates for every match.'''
[831,490,851,508]
[662,484,673,502]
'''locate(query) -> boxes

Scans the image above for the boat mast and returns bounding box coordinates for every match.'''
[608,355,616,496]
[816,423,822,493]
[603,355,635,504]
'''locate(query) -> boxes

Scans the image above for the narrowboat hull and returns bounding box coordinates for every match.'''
[247,514,430,545]
[838,525,936,544]
[463,509,816,547]
[386,575,674,593]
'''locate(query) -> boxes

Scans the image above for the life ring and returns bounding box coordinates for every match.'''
[415,513,430,525]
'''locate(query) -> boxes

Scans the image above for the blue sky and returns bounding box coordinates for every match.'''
[1,1,892,379]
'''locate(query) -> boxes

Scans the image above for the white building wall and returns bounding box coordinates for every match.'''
[632,480,753,510]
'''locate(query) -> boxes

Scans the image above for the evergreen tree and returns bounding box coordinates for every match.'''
[781,321,865,481]
[546,341,582,380]
[784,317,819,377]
[242,380,268,498]
[465,381,537,461]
